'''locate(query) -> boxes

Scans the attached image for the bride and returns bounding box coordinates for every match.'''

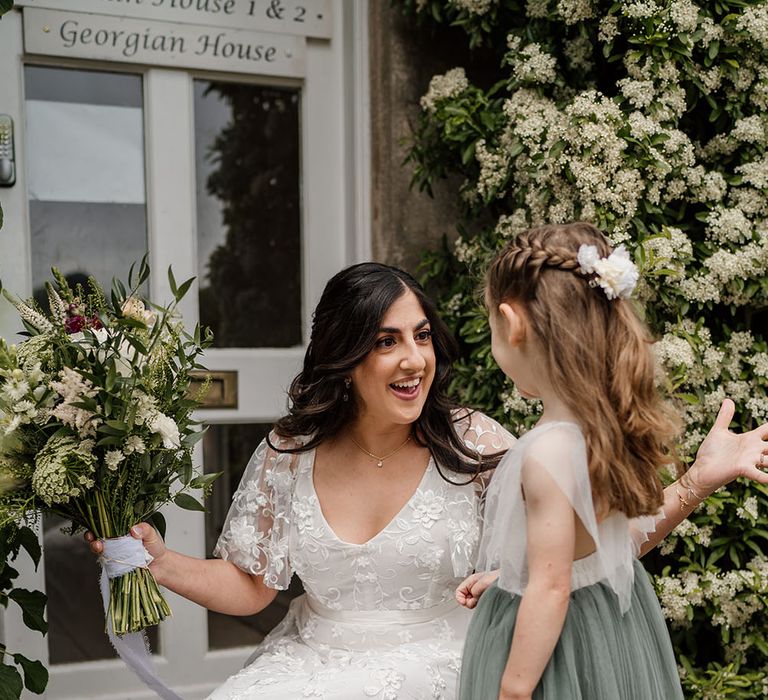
[88,263,768,699]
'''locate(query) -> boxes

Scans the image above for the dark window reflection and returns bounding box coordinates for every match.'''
[194,81,302,348]
[204,422,303,650]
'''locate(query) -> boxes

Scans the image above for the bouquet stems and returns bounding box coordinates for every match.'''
[91,492,171,636]
[108,558,171,636]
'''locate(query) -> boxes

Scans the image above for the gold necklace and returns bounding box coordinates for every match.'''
[349,433,412,468]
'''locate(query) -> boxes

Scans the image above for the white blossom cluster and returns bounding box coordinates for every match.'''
[450,0,495,15]
[505,37,558,86]
[641,227,692,279]
[657,554,768,630]
[420,68,469,113]
[555,0,594,25]
[659,518,713,556]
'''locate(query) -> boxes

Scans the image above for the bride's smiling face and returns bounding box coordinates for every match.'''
[349,290,436,427]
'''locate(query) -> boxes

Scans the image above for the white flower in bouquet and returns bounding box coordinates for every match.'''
[3,414,22,436]
[133,390,158,426]
[104,449,124,472]
[148,411,181,449]
[121,297,157,327]
[15,334,54,370]
[70,326,137,378]
[1,370,30,403]
[50,367,101,437]
[32,434,96,505]
[124,435,146,455]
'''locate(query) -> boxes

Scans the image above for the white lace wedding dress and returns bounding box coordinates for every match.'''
[207,411,514,699]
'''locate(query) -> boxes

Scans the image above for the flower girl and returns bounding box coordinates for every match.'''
[458,222,686,699]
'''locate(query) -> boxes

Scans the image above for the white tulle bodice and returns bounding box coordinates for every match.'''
[476,421,662,615]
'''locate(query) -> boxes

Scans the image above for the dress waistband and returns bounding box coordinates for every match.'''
[305,596,460,625]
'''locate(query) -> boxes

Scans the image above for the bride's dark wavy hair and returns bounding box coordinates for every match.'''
[269,262,503,479]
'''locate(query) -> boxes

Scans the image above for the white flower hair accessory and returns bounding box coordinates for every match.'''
[576,244,639,300]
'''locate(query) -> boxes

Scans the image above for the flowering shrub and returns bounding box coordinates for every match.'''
[399,0,768,695]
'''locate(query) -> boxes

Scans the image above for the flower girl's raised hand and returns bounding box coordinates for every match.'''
[634,400,768,558]
[687,398,768,494]
[456,570,500,609]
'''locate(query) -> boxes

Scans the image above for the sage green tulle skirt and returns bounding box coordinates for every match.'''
[459,561,684,700]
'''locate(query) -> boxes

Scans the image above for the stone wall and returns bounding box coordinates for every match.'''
[368,1,464,275]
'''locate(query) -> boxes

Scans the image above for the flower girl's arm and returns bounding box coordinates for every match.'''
[456,570,500,608]
[634,399,768,558]
[497,461,575,699]
[86,523,278,616]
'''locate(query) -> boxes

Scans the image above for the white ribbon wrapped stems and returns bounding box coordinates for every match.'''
[99,536,183,700]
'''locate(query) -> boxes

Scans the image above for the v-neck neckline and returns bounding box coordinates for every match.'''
[307,447,434,547]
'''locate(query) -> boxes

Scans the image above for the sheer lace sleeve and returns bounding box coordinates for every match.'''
[212,431,301,590]
[477,422,636,613]
[452,407,517,458]
[443,409,516,577]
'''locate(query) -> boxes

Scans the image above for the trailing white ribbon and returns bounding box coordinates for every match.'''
[99,536,183,700]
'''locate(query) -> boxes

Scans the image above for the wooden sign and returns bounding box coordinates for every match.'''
[23,8,306,77]
[16,0,332,39]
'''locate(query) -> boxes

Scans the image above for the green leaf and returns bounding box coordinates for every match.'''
[12,654,48,694]
[17,527,41,568]
[148,511,167,540]
[0,1,14,17]
[181,428,207,448]
[174,276,196,301]
[168,266,178,297]
[173,492,206,512]
[190,472,221,490]
[8,589,47,634]
[0,664,23,700]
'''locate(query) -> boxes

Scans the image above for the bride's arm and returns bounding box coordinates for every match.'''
[87,523,278,615]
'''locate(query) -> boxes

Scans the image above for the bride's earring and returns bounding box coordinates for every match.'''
[343,377,351,402]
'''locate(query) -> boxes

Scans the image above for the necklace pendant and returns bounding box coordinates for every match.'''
[377,460,383,468]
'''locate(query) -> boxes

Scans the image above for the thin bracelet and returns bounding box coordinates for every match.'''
[676,472,705,512]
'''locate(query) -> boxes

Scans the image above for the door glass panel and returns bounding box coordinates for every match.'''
[24,66,148,304]
[24,65,155,664]
[204,423,303,649]
[194,81,302,348]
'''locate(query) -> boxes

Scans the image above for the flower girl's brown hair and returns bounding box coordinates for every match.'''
[486,222,680,518]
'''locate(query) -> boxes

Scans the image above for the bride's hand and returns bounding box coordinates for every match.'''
[687,399,768,495]
[84,523,167,562]
[456,570,500,609]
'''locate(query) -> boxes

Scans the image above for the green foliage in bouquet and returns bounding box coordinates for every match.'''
[397,0,768,695]
[0,258,214,637]
[0,523,47,699]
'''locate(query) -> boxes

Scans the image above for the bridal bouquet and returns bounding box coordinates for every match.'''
[0,259,213,636]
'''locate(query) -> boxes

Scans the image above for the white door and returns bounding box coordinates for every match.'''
[0,2,370,697]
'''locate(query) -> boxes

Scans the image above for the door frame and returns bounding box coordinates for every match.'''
[0,2,370,696]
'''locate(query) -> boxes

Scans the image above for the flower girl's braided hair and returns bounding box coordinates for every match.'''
[486,222,681,518]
